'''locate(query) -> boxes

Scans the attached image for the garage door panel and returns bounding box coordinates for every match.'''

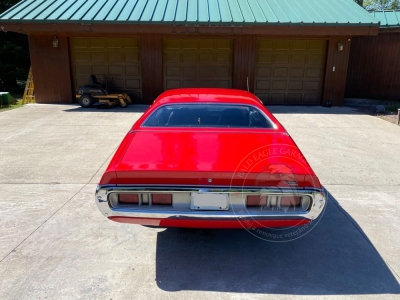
[215,67,230,77]
[258,53,273,63]
[91,52,106,62]
[271,94,286,103]
[292,40,307,50]
[164,38,232,90]
[166,80,180,89]
[216,53,231,63]
[112,78,125,89]
[304,93,320,104]
[215,81,230,88]
[91,65,107,74]
[183,53,198,63]
[216,39,231,49]
[74,52,90,61]
[306,68,322,78]
[309,40,326,50]
[90,39,105,48]
[107,39,124,48]
[305,81,320,90]
[71,39,89,49]
[76,65,91,75]
[199,67,214,77]
[291,54,306,64]
[126,79,140,89]
[165,39,181,49]
[125,52,139,62]
[199,53,214,62]
[289,68,305,77]
[256,80,270,90]
[165,53,180,62]
[125,66,140,76]
[274,54,289,64]
[273,68,288,77]
[275,40,291,50]
[287,93,303,103]
[166,66,180,76]
[288,81,303,90]
[70,37,141,99]
[255,39,326,104]
[182,67,197,77]
[124,39,138,48]
[308,54,325,64]
[257,67,272,77]
[272,81,287,90]
[108,65,123,75]
[108,52,123,62]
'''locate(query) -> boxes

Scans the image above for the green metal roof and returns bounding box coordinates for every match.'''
[369,10,400,27]
[0,0,379,26]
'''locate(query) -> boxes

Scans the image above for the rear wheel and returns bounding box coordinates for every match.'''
[120,99,128,108]
[79,94,94,108]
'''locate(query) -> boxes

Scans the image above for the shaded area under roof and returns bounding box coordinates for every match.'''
[0,0,379,26]
[369,10,400,28]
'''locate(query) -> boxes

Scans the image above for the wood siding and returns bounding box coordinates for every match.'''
[141,36,163,103]
[346,33,400,100]
[28,35,72,103]
[7,23,379,36]
[233,36,256,92]
[322,37,351,106]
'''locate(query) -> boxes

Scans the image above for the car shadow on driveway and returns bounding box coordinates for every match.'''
[155,190,400,295]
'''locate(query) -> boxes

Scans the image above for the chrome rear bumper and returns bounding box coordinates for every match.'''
[95,185,326,222]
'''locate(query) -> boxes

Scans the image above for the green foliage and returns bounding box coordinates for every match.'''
[0,0,21,13]
[363,0,400,10]
[0,1,30,91]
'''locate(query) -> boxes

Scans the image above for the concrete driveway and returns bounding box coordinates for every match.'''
[0,104,399,299]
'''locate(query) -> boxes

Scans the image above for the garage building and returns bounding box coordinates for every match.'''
[0,0,379,105]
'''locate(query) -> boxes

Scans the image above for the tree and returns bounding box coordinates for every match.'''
[363,0,400,10]
[354,0,364,6]
[0,0,30,91]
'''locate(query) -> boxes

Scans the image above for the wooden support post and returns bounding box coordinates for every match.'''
[397,109,400,125]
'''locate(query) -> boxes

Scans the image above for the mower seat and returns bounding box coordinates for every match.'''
[89,75,103,89]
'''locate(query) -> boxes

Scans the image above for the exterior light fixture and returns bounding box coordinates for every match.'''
[53,36,59,48]
[337,41,344,51]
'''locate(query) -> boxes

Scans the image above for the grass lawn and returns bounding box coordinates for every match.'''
[0,94,23,112]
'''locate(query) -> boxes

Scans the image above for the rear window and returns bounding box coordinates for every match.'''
[143,104,274,128]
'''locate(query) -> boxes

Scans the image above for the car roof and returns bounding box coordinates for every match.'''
[153,88,263,106]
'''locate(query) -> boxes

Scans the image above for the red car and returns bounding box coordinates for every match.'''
[96,88,325,229]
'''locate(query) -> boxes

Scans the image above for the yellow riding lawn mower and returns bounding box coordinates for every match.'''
[76,75,131,108]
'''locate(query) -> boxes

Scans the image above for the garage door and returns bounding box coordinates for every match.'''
[254,39,326,105]
[70,38,141,101]
[163,38,232,89]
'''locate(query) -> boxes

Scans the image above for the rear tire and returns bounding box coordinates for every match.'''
[79,94,94,108]
[120,100,128,108]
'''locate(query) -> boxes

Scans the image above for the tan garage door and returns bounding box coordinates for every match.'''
[254,39,326,105]
[163,38,232,89]
[70,38,141,101]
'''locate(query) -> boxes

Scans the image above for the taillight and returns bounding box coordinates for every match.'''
[247,195,267,207]
[119,193,139,204]
[246,195,308,211]
[280,196,301,207]
[152,194,172,205]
